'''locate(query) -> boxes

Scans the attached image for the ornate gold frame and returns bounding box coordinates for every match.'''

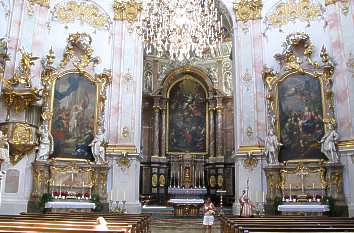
[41,33,111,159]
[262,33,336,161]
[166,74,209,155]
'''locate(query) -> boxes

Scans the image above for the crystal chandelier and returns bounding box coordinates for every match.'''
[136,0,224,61]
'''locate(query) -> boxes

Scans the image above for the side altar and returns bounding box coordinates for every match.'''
[262,33,347,216]
[29,159,109,213]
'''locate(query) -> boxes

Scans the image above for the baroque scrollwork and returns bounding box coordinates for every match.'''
[264,0,324,29]
[233,0,263,23]
[52,0,111,30]
[59,32,101,71]
[27,0,49,15]
[113,0,142,23]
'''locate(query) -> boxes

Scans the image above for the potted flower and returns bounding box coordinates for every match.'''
[315,194,322,202]
[76,192,82,200]
[61,191,68,199]
[284,194,290,202]
[307,193,312,202]
[84,192,90,200]
[292,195,297,202]
[53,191,59,199]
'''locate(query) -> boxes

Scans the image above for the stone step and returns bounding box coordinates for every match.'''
[152,218,220,233]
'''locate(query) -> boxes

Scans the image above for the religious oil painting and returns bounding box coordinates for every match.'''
[168,77,207,154]
[278,74,326,161]
[51,73,97,159]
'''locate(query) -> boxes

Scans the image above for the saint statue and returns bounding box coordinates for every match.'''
[239,190,254,217]
[264,128,282,165]
[89,127,105,164]
[0,130,9,164]
[320,123,339,162]
[36,121,54,161]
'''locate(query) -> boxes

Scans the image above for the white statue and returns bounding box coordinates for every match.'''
[0,130,9,164]
[36,121,53,161]
[89,127,105,164]
[320,123,339,162]
[264,128,283,165]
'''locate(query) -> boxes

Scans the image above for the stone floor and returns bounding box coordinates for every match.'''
[151,218,220,233]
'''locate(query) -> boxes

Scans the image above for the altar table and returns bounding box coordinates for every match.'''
[168,199,204,216]
[278,204,329,216]
[45,201,96,213]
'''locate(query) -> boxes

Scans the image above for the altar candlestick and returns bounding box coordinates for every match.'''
[289,184,292,200]
[312,183,315,190]
[59,183,62,197]
[202,169,205,187]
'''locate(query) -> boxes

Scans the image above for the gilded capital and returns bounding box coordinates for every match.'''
[113,0,142,23]
[233,0,262,23]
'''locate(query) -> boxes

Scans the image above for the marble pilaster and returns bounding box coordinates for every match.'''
[208,98,216,158]
[160,98,167,158]
[152,96,161,157]
[215,97,224,157]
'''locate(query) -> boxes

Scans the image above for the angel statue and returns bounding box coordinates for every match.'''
[320,123,340,162]
[264,128,283,165]
[0,130,9,165]
[36,121,53,161]
[89,127,105,164]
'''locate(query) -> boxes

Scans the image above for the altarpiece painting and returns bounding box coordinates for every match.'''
[278,74,326,161]
[52,72,97,159]
[167,76,207,154]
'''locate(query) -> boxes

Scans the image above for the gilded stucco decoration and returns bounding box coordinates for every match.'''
[27,0,49,15]
[243,152,258,169]
[233,0,263,23]
[262,33,336,160]
[2,49,40,112]
[264,0,324,30]
[59,32,101,71]
[113,0,142,23]
[52,0,111,30]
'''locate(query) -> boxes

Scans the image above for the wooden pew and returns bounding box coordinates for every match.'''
[0,213,151,233]
[219,216,354,233]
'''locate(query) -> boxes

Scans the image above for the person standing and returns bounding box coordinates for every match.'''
[203,197,215,233]
[239,190,254,217]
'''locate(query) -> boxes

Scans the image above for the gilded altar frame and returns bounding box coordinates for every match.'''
[262,32,336,162]
[164,66,210,156]
[41,33,111,159]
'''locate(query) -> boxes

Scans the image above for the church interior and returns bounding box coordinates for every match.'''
[0,0,354,232]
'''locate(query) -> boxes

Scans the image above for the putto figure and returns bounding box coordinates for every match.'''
[320,123,339,162]
[89,127,105,164]
[36,121,54,161]
[264,128,283,165]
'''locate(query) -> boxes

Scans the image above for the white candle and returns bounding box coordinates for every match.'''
[262,192,265,203]
[124,191,126,201]
[312,183,315,190]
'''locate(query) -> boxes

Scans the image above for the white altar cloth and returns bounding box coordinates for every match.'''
[278,204,329,213]
[45,201,96,209]
[168,199,204,204]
